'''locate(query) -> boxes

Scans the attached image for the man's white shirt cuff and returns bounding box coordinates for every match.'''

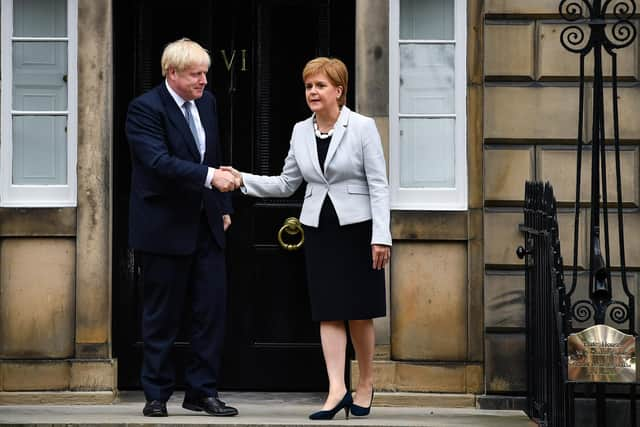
[205,167,215,189]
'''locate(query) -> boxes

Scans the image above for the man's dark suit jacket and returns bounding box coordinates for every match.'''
[126,83,232,255]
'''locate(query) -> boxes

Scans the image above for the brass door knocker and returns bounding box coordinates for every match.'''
[277,217,304,251]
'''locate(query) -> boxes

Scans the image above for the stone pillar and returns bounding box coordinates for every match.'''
[355,0,391,346]
[75,0,113,359]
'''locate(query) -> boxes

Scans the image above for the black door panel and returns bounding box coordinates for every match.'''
[113,0,355,391]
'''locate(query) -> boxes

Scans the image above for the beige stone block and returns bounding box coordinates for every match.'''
[485,87,640,142]
[468,0,484,85]
[465,364,484,393]
[484,211,524,266]
[538,23,638,80]
[468,85,484,209]
[604,87,640,140]
[485,333,526,392]
[0,238,75,358]
[485,272,525,328]
[70,360,117,391]
[538,147,639,206]
[485,87,579,140]
[350,360,396,392]
[1,361,70,391]
[485,147,534,201]
[595,211,640,267]
[485,23,535,78]
[356,0,388,116]
[391,243,468,361]
[395,364,466,393]
[485,0,559,15]
[373,392,475,408]
[0,391,115,404]
[558,209,588,268]
[484,209,587,267]
[391,211,468,240]
[467,213,484,361]
[0,208,76,237]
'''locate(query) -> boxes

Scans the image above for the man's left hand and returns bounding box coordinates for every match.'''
[223,214,232,231]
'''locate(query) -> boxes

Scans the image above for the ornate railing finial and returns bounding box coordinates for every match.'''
[559,0,636,333]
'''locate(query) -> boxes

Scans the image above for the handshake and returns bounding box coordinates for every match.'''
[212,166,243,192]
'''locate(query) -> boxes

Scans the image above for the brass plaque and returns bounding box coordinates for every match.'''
[568,324,636,382]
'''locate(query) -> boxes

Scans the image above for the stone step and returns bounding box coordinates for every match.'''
[374,391,476,408]
[350,360,483,395]
[0,391,534,427]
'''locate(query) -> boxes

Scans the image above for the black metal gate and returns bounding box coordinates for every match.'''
[517,1,639,426]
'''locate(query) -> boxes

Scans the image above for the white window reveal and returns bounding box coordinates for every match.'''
[389,0,467,210]
[1,0,77,206]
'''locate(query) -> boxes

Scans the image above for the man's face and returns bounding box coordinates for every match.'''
[167,63,208,101]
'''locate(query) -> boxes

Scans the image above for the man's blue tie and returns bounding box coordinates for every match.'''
[183,101,204,163]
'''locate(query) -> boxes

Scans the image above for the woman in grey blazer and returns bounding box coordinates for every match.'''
[224,57,391,420]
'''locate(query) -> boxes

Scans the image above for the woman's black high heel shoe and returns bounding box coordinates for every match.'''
[350,389,374,417]
[308,391,353,420]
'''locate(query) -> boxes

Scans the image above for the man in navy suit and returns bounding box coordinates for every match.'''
[125,38,238,417]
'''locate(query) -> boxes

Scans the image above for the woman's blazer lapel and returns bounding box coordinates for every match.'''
[323,107,351,172]
[302,117,327,182]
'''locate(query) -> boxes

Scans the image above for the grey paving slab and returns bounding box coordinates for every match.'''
[0,392,535,427]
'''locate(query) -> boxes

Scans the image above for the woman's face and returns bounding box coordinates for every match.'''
[304,72,342,115]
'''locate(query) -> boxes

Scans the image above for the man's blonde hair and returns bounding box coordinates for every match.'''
[161,38,210,77]
[302,57,348,107]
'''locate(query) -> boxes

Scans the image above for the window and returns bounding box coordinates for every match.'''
[389,0,467,210]
[1,0,77,206]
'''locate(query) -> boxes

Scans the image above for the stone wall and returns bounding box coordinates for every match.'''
[0,0,115,402]
[350,0,486,398]
[483,0,640,394]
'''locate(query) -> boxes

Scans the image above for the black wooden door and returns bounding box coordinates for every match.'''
[113,0,355,391]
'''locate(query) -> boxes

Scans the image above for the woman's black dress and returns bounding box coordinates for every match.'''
[302,135,387,321]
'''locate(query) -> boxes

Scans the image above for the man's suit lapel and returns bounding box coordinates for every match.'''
[324,106,351,170]
[196,96,217,165]
[157,83,202,162]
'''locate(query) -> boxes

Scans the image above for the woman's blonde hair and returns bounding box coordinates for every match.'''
[302,57,348,107]
[161,38,210,77]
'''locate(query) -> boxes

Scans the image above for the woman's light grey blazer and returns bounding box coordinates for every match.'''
[241,106,392,246]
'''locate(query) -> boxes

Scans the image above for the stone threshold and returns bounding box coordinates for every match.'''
[374,391,476,408]
[0,391,116,405]
[0,391,476,408]
[0,391,533,426]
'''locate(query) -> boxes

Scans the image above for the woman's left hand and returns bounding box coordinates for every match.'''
[372,244,391,270]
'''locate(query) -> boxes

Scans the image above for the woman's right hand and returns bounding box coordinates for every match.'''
[372,244,390,270]
[220,166,243,187]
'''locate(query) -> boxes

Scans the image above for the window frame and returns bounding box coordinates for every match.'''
[389,0,467,210]
[0,0,78,207]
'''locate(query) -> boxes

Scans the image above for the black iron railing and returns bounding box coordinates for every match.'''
[519,182,574,427]
[559,0,636,337]
[518,2,638,425]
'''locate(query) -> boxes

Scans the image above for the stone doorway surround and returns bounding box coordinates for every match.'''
[0,0,115,403]
[1,0,489,404]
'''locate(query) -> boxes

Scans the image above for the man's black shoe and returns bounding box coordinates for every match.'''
[182,396,239,416]
[143,400,168,417]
